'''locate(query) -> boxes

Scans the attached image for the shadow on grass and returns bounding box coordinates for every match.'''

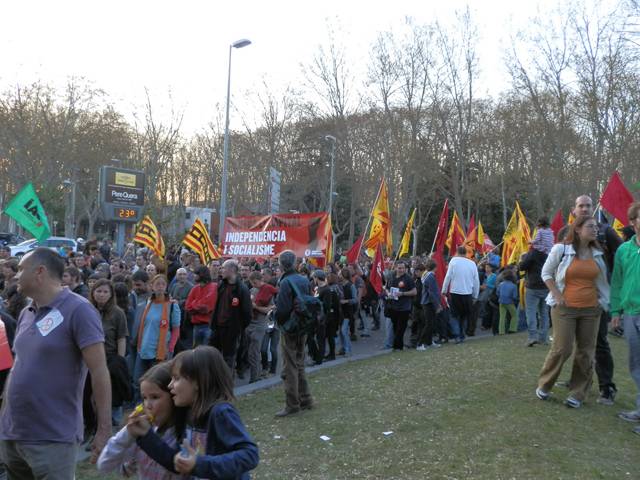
[78,333,638,479]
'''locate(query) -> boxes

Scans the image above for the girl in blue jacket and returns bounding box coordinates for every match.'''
[127,346,259,479]
[497,271,519,335]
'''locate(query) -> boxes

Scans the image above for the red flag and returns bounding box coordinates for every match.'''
[550,209,565,242]
[345,234,364,264]
[434,200,449,253]
[600,172,634,224]
[369,243,384,294]
[433,200,450,289]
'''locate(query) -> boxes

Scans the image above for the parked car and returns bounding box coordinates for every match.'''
[10,237,78,257]
[0,233,25,246]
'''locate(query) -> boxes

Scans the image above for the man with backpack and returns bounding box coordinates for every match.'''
[274,250,316,417]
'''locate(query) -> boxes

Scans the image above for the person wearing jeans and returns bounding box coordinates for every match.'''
[611,201,640,432]
[442,246,480,343]
[519,224,551,346]
[525,288,550,344]
[536,215,610,408]
[185,266,217,347]
[417,259,442,350]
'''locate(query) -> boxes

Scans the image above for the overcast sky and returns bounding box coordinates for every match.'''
[2,0,601,134]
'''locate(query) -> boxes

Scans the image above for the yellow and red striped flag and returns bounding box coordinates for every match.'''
[182,218,221,264]
[133,216,165,259]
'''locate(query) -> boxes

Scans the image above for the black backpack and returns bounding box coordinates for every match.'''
[281,277,325,335]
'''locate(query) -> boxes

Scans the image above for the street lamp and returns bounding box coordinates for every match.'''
[63,178,76,239]
[219,38,252,241]
[325,135,337,216]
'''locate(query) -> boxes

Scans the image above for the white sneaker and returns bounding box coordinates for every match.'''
[416,345,426,351]
[429,343,442,348]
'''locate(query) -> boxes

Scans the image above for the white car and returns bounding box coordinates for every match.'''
[10,237,78,257]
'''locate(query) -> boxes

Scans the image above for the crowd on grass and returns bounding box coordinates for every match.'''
[1,193,640,478]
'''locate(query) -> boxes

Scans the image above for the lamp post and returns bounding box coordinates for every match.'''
[219,38,252,242]
[63,178,76,239]
[325,135,337,216]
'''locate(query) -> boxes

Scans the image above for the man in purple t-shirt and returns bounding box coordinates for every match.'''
[0,248,112,479]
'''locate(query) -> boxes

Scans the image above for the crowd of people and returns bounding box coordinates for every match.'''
[0,192,639,478]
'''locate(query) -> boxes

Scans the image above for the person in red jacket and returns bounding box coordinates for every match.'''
[186,266,218,347]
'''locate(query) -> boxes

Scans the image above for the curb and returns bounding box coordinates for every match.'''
[233,332,497,397]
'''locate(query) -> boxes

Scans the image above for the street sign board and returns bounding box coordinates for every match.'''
[99,166,145,222]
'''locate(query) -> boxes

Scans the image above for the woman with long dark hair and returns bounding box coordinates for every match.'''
[536,215,610,408]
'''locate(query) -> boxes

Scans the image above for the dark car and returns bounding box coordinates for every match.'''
[0,233,24,246]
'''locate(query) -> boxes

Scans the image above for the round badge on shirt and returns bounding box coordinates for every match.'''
[232,297,239,307]
[399,281,405,288]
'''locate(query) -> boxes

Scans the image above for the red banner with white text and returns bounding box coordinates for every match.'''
[222,213,330,258]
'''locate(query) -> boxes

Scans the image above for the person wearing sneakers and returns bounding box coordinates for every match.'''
[611,202,640,432]
[535,215,610,409]
[417,259,442,351]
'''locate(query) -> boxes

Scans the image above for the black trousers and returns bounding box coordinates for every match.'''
[466,301,480,336]
[450,293,473,337]
[210,325,240,372]
[595,310,616,393]
[306,322,326,364]
[389,310,411,350]
[418,304,436,346]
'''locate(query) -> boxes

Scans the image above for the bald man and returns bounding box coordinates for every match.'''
[559,195,622,406]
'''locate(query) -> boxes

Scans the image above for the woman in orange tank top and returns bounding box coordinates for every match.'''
[535,215,609,408]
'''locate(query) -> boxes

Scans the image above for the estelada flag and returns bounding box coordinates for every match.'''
[183,218,221,264]
[600,171,635,224]
[550,209,565,242]
[445,211,466,257]
[369,242,384,294]
[567,212,576,225]
[134,216,165,259]
[464,214,477,256]
[346,234,364,265]
[365,179,393,257]
[325,216,334,264]
[398,208,416,258]
[506,202,531,265]
[477,221,486,253]
[502,202,527,266]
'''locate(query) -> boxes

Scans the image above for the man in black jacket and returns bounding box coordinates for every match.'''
[519,246,550,347]
[209,259,252,372]
[274,250,313,417]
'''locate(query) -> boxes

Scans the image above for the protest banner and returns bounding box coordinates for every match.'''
[221,212,330,258]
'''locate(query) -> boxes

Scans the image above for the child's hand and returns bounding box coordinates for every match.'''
[174,440,197,474]
[126,410,151,438]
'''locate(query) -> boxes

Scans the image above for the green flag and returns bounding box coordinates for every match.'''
[3,183,51,241]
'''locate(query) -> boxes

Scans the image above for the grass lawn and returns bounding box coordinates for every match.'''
[77,333,639,479]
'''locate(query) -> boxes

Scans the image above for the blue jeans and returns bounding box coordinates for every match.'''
[384,315,394,349]
[624,315,640,410]
[339,318,352,354]
[525,288,550,343]
[193,324,212,347]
